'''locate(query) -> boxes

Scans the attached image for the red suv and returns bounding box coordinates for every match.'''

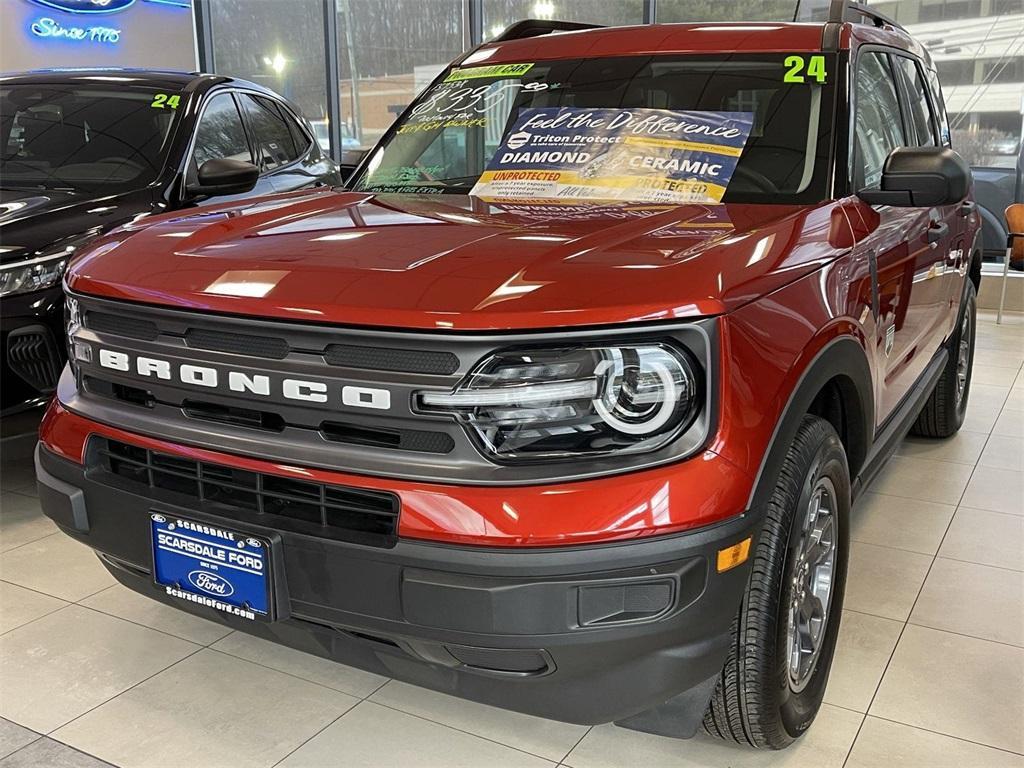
[37,5,979,750]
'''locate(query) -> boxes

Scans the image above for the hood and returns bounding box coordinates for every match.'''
[67,189,847,331]
[0,187,154,265]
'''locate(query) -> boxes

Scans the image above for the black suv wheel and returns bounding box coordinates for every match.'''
[703,415,850,749]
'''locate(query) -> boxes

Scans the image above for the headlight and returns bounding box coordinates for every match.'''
[419,343,701,461]
[0,252,70,297]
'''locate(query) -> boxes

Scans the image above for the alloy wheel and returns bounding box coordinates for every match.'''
[786,476,838,693]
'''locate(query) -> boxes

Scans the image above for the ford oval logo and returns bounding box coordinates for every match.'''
[29,0,136,14]
[187,570,234,597]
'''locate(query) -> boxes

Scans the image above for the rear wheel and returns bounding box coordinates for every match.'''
[703,415,850,749]
[912,279,977,438]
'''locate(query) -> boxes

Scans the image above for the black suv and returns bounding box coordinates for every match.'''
[0,69,342,418]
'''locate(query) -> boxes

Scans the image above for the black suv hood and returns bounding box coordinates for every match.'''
[0,187,157,265]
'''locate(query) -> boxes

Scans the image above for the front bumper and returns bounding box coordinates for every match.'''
[36,437,759,734]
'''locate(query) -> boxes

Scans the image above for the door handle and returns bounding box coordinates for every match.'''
[927,222,949,244]
[959,200,976,218]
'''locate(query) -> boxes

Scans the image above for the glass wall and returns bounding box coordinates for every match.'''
[205,0,329,130]
[337,0,465,151]
[655,0,798,22]
[482,0,643,39]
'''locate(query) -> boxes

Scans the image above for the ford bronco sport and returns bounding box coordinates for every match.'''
[36,3,980,749]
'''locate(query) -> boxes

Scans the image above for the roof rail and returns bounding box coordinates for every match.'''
[491,19,604,42]
[827,0,906,31]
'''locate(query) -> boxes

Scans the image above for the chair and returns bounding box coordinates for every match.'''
[1001,203,1024,323]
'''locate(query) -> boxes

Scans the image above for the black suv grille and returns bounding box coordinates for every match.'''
[89,437,400,547]
[7,325,62,392]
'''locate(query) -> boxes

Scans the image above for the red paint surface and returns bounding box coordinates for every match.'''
[67,196,840,331]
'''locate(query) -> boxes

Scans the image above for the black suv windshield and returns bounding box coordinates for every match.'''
[1,84,180,194]
[352,54,837,205]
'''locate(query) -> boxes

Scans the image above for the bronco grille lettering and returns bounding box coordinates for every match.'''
[95,347,391,410]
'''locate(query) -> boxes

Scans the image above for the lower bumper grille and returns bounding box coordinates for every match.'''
[88,437,400,547]
[7,325,62,392]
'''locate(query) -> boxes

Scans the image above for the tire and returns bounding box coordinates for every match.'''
[911,279,977,438]
[703,415,850,749]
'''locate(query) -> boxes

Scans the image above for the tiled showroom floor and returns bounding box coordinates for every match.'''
[0,310,1022,768]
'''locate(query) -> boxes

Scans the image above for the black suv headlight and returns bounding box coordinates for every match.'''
[419,342,702,461]
[0,252,70,297]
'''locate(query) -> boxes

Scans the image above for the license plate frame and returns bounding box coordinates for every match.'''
[150,512,277,622]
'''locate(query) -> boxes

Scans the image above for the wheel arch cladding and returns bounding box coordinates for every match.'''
[747,337,872,514]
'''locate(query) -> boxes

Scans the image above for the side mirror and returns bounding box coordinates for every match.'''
[187,158,259,198]
[858,146,971,207]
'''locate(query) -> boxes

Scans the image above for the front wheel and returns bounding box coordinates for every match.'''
[703,415,850,749]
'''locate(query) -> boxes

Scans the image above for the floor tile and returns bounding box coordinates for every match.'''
[939,507,1024,571]
[0,457,37,496]
[845,542,932,621]
[968,383,1013,413]
[0,581,67,634]
[370,680,588,762]
[993,408,1024,438]
[960,465,1024,516]
[851,493,955,555]
[910,557,1024,646]
[973,347,1024,369]
[53,649,358,768]
[564,704,862,768]
[846,716,1024,768]
[0,534,114,602]
[870,624,1024,753]
[278,700,553,768]
[869,456,974,505]
[0,719,38,761]
[824,611,903,713]
[896,430,988,465]
[0,605,197,733]
[978,434,1024,472]
[1005,383,1024,411]
[971,364,1021,387]
[0,738,112,768]
[0,493,56,553]
[210,631,387,698]
[80,585,231,647]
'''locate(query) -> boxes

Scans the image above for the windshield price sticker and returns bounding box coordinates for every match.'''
[397,78,547,135]
[444,63,535,82]
[470,107,754,205]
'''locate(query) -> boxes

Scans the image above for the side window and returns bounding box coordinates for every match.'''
[894,56,937,146]
[926,69,952,146]
[192,93,253,169]
[854,52,907,190]
[239,94,303,172]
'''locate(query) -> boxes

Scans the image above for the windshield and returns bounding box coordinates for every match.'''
[0,84,180,194]
[352,54,837,205]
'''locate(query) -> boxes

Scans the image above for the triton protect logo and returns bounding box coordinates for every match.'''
[96,348,392,410]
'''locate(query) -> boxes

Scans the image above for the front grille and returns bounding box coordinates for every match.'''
[186,328,289,359]
[89,437,400,547]
[7,325,62,391]
[324,344,460,375]
[86,311,159,341]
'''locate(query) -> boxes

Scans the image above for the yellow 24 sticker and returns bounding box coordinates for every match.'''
[151,93,181,109]
[784,55,828,84]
